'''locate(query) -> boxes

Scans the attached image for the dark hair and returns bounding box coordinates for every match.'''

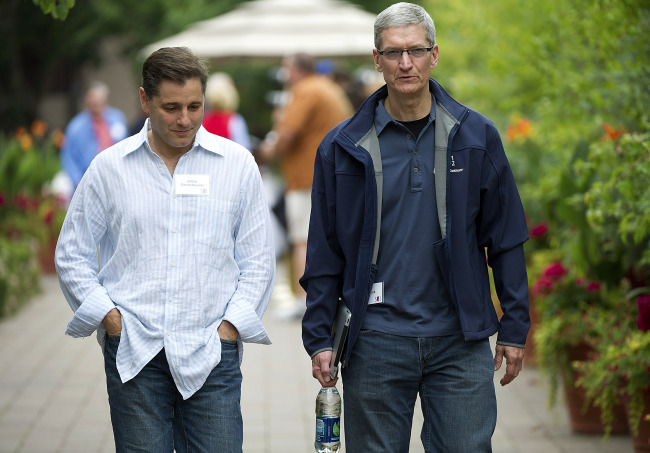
[141,47,209,99]
[289,53,315,73]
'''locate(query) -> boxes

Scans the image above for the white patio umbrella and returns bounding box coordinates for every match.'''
[141,0,377,60]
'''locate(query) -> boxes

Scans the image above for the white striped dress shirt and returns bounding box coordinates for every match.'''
[55,120,275,399]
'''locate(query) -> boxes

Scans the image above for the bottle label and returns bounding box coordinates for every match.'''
[316,416,341,443]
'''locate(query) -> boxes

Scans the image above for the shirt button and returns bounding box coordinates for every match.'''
[168,297,173,302]
[172,229,177,233]
[414,168,419,173]
[407,134,412,139]
[171,262,176,267]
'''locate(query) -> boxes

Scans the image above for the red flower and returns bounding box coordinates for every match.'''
[601,123,626,141]
[530,222,549,237]
[533,276,554,296]
[43,209,54,226]
[543,262,567,281]
[585,281,602,293]
[13,193,29,209]
[0,192,5,207]
[637,295,650,332]
[506,118,534,143]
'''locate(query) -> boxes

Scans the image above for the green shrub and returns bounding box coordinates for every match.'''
[0,237,41,319]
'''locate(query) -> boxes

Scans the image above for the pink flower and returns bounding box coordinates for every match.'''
[13,194,29,209]
[533,276,554,296]
[43,209,54,226]
[637,295,650,332]
[586,281,602,293]
[543,262,567,281]
[530,222,549,238]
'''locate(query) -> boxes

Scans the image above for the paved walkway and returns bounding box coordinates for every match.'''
[0,272,635,452]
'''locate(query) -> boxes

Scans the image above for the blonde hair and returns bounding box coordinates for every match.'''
[204,73,239,112]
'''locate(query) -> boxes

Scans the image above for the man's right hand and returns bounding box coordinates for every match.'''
[102,308,122,336]
[312,351,338,388]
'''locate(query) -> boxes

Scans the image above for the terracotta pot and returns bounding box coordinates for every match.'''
[563,344,629,434]
[37,238,57,274]
[625,392,650,453]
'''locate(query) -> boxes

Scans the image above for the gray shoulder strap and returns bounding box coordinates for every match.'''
[358,103,454,260]
[356,125,382,264]
[434,101,458,239]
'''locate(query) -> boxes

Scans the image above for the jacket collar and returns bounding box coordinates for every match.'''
[340,78,466,144]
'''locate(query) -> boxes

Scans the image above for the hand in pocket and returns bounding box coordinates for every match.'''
[102,308,122,336]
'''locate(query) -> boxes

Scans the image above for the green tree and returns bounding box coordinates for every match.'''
[352,0,416,14]
[424,1,648,241]
[0,0,243,134]
[33,0,75,20]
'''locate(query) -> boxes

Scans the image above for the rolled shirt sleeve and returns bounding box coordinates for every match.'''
[64,285,115,337]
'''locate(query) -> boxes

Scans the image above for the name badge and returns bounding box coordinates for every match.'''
[175,174,209,196]
[368,282,384,305]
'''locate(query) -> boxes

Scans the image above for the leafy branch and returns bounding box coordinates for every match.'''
[32,0,75,20]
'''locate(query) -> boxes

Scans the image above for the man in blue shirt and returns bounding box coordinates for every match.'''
[60,81,129,189]
[301,3,530,452]
[56,47,275,452]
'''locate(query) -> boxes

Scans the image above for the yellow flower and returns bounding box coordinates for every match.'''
[19,134,33,152]
[30,119,48,138]
[51,128,65,149]
[15,126,27,138]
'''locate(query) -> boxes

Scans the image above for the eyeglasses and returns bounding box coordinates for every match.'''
[376,46,434,61]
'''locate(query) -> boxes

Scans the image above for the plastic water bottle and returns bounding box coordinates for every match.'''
[314,386,341,452]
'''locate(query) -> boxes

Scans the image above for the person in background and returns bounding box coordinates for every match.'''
[60,81,129,188]
[259,52,353,321]
[301,3,530,452]
[55,47,275,453]
[202,72,252,151]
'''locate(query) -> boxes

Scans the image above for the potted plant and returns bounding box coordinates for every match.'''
[0,121,67,273]
[522,221,556,365]
[533,261,629,433]
[576,292,650,450]
[0,120,67,317]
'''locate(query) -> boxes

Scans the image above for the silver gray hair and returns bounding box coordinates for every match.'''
[374,2,436,50]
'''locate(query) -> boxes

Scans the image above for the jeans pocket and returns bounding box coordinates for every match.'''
[103,335,120,361]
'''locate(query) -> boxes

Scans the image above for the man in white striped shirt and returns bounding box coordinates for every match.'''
[55,47,275,452]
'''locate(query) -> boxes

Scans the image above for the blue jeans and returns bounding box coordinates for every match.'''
[103,336,243,453]
[341,331,496,453]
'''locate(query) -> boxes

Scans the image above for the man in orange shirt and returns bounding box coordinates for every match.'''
[260,53,353,320]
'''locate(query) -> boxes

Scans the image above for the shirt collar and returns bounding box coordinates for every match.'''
[122,119,223,157]
[373,93,437,136]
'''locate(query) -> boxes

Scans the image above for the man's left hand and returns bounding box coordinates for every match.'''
[218,320,239,341]
[494,344,524,386]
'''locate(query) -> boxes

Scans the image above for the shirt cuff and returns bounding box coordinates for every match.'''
[496,340,526,349]
[224,297,271,345]
[65,286,115,338]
